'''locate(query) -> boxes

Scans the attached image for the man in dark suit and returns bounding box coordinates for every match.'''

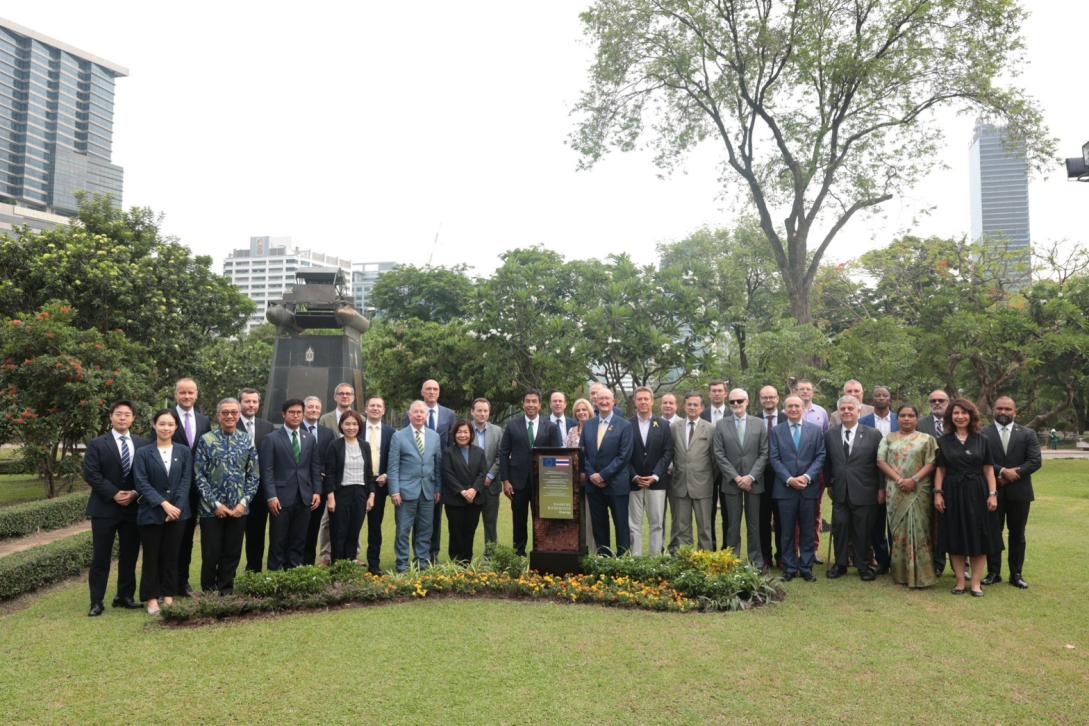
[581,387,634,556]
[916,388,950,576]
[713,388,769,569]
[260,398,323,570]
[82,399,150,615]
[239,387,274,573]
[859,384,896,573]
[362,395,395,575]
[500,389,562,556]
[548,390,577,443]
[173,377,211,595]
[823,395,884,581]
[627,386,673,556]
[982,396,1042,589]
[409,379,456,563]
[302,395,336,565]
[769,395,826,582]
[757,385,786,570]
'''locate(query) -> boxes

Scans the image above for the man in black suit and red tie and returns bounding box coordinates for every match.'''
[83,400,150,615]
[627,386,673,556]
[172,377,211,595]
[982,396,1042,589]
[500,389,562,556]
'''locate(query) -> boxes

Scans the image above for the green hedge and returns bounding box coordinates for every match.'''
[0,491,89,539]
[0,531,95,601]
[0,459,32,475]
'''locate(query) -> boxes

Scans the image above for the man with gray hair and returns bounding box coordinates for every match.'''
[713,388,769,568]
[823,395,883,581]
[830,380,874,425]
[388,400,443,571]
[302,395,335,566]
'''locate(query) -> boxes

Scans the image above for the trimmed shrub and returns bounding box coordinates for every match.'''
[235,566,331,599]
[0,531,94,600]
[0,491,89,539]
[0,459,32,475]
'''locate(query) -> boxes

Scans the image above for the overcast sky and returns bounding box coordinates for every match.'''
[7,1,1088,276]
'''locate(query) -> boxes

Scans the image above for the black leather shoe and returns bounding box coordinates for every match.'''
[112,596,141,609]
[1010,574,1029,589]
[859,570,876,582]
[813,556,824,565]
[826,565,847,579]
[88,602,104,617]
[783,572,796,582]
[801,571,816,582]
[981,573,1002,586]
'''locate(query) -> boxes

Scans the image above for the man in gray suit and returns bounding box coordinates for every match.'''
[388,400,443,572]
[824,395,884,581]
[319,382,356,432]
[669,392,716,552]
[713,388,769,569]
[470,397,504,556]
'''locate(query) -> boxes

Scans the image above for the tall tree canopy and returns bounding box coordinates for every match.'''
[572,0,1051,322]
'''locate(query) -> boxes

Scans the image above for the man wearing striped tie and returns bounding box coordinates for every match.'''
[82,400,150,616]
[388,401,443,572]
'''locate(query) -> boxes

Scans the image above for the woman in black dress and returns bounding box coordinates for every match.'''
[441,420,487,564]
[933,399,998,597]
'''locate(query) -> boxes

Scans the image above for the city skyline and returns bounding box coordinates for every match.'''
[5,2,1087,277]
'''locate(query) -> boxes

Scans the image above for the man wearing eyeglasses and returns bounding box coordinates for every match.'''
[320,382,357,433]
[917,389,950,576]
[713,388,768,569]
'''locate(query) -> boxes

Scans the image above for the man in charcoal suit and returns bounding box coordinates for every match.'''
[260,398,323,570]
[627,386,673,557]
[239,387,274,573]
[770,395,826,581]
[470,397,505,557]
[713,388,769,569]
[500,389,562,556]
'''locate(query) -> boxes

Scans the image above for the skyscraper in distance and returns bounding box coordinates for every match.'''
[969,120,1031,285]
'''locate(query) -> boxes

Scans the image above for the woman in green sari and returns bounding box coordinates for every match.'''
[876,404,938,588]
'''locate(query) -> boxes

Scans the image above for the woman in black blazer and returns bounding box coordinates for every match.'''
[442,420,487,564]
[324,411,375,563]
[132,409,193,615]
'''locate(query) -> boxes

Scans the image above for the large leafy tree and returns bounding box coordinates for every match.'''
[368,264,475,323]
[572,0,1051,323]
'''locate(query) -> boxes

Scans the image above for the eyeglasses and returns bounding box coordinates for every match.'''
[728,399,746,405]
[336,391,354,396]
[929,399,948,404]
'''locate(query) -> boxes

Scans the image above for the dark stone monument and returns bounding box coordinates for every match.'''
[530,447,584,575]
[262,267,369,424]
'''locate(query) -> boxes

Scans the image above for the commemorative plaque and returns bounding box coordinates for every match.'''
[530,447,583,575]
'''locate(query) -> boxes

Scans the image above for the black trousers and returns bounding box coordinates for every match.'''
[365,489,388,570]
[758,488,780,567]
[176,488,201,590]
[244,495,269,572]
[710,475,721,550]
[138,520,185,601]
[304,499,327,566]
[831,500,876,574]
[445,504,481,563]
[586,486,630,556]
[89,516,139,605]
[330,486,367,563]
[481,491,501,555]
[511,486,537,556]
[988,498,1031,577]
[430,499,444,561]
[268,503,310,570]
[199,516,246,594]
[871,501,890,569]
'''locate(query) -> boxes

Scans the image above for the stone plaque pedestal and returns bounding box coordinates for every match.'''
[530,447,584,575]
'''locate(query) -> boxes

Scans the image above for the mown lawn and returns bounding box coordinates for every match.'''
[1,462,1086,723]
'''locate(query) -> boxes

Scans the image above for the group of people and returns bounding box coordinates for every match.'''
[82,376,1041,616]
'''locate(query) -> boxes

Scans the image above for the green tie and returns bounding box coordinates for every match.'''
[291,429,301,462]
[1000,426,1010,454]
[415,429,425,455]
[527,420,535,446]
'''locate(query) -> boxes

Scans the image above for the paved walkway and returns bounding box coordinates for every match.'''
[1041,449,1089,460]
[0,520,90,558]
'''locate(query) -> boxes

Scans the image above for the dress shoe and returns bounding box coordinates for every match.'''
[875,564,890,576]
[179,584,194,598]
[801,571,816,582]
[814,556,824,565]
[88,602,105,617]
[112,596,141,609]
[826,565,847,579]
[368,568,383,577]
[970,589,984,598]
[1010,574,1029,589]
[783,572,796,582]
[950,587,965,595]
[981,573,1002,586]
[859,570,876,582]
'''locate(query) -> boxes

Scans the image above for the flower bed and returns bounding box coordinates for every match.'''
[160,547,784,625]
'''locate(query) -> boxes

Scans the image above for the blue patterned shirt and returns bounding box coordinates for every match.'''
[194,429,259,516]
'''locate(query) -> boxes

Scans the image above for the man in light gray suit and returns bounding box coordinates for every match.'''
[470,397,504,556]
[669,392,717,552]
[713,388,769,569]
[388,400,442,572]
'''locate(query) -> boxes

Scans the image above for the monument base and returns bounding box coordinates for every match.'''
[529,550,584,577]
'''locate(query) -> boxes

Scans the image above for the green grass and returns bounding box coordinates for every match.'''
[1,463,1087,723]
[0,474,88,508]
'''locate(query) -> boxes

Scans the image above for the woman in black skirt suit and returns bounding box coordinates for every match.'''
[933,399,998,597]
[441,420,487,564]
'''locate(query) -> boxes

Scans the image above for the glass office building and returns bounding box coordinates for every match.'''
[0,17,126,220]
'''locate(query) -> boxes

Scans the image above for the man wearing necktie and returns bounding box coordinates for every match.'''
[172,378,211,596]
[769,395,826,581]
[361,396,395,575]
[239,388,274,573]
[499,390,562,557]
[916,389,950,575]
[471,398,505,557]
[408,380,456,563]
[668,392,717,553]
[82,400,150,615]
[581,388,634,556]
[701,380,729,550]
[823,395,884,581]
[982,396,1041,589]
[388,400,443,572]
[713,388,769,569]
[757,386,786,570]
[549,390,576,442]
[303,396,336,566]
[260,399,323,570]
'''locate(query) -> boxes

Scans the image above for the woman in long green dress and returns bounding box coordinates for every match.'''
[876,405,938,588]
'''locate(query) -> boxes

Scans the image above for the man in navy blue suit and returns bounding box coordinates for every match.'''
[548,390,577,442]
[581,387,634,556]
[500,389,562,556]
[172,377,211,596]
[260,398,323,570]
[627,386,672,556]
[83,400,150,615]
[362,395,395,574]
[769,394,827,581]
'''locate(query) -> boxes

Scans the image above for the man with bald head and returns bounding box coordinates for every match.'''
[713,388,768,568]
[830,380,874,425]
[769,395,826,581]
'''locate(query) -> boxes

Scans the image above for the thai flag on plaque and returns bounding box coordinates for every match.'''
[544,457,570,468]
